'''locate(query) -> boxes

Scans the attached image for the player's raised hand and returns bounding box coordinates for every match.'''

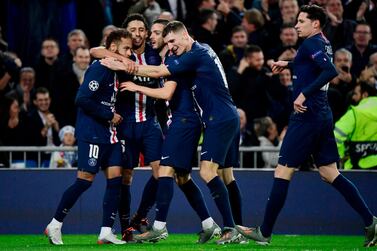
[293,92,307,113]
[100,57,126,71]
[111,113,123,126]
[120,81,139,92]
[271,60,288,74]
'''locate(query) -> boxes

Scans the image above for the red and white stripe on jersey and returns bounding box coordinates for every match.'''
[109,73,119,144]
[134,53,147,122]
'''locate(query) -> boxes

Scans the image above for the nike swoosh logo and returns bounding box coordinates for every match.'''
[201,151,207,156]
[161,156,170,160]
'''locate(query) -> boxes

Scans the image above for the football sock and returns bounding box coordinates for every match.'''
[54,178,92,222]
[261,178,290,237]
[332,174,373,226]
[137,175,158,218]
[179,178,210,221]
[119,184,131,233]
[207,176,235,228]
[155,177,174,222]
[226,180,243,225]
[102,177,122,227]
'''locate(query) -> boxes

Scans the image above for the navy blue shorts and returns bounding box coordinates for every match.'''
[160,117,201,173]
[77,140,123,174]
[201,117,240,168]
[118,117,163,169]
[278,118,340,168]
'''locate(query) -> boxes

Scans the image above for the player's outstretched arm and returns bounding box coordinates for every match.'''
[120,81,177,100]
[90,46,124,61]
[130,61,171,78]
[270,60,289,74]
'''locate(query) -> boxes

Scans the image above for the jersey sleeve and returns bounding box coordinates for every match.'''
[165,51,198,76]
[75,62,114,121]
[301,39,338,98]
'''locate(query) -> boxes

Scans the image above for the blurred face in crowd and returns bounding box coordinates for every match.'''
[34,92,51,113]
[101,26,117,46]
[326,0,344,19]
[68,34,85,53]
[150,23,166,50]
[280,0,299,23]
[73,48,90,70]
[370,53,377,71]
[280,27,298,47]
[246,51,264,71]
[354,24,372,47]
[110,38,133,58]
[126,20,148,50]
[20,71,35,92]
[279,68,292,87]
[231,30,248,48]
[9,99,20,117]
[159,11,174,21]
[241,17,254,33]
[41,40,59,59]
[206,12,218,32]
[310,0,327,6]
[164,30,191,56]
[63,132,76,146]
[267,118,278,139]
[334,51,352,70]
[295,12,319,38]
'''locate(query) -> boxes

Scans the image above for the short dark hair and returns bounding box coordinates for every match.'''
[42,37,59,48]
[243,9,265,30]
[358,81,377,97]
[231,25,247,36]
[105,29,132,49]
[198,9,217,25]
[244,44,262,57]
[73,45,89,56]
[35,87,50,98]
[355,20,371,31]
[122,13,148,30]
[162,21,187,38]
[152,18,169,27]
[280,23,296,32]
[299,5,327,28]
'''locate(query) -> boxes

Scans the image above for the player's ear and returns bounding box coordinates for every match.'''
[109,42,117,53]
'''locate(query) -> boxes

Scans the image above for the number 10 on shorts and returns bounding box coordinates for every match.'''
[89,144,99,159]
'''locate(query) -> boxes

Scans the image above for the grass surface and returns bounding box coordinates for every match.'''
[0,234,371,251]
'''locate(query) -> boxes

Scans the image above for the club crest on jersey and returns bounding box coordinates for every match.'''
[88,158,97,166]
[88,80,99,91]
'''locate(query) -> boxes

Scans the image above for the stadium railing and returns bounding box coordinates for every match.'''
[0,146,280,168]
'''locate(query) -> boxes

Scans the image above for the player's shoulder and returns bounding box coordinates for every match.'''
[87,60,110,73]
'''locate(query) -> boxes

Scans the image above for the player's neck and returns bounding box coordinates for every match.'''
[133,43,146,55]
[307,30,321,39]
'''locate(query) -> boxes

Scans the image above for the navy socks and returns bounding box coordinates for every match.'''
[119,184,131,232]
[155,177,174,222]
[227,180,243,225]
[136,176,158,218]
[102,177,122,227]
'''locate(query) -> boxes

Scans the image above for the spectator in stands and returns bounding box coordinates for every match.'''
[157,0,190,22]
[100,25,117,46]
[242,8,270,51]
[334,82,377,170]
[52,46,89,127]
[358,64,377,88]
[7,67,36,113]
[328,48,356,121]
[158,11,174,21]
[323,0,356,51]
[237,108,263,168]
[192,8,224,53]
[346,22,377,77]
[267,23,298,67]
[0,51,21,98]
[50,125,78,168]
[28,87,60,167]
[231,45,273,128]
[216,0,244,45]
[128,0,162,26]
[34,38,61,92]
[353,0,377,44]
[0,95,28,167]
[61,29,87,70]
[254,116,285,168]
[219,26,248,75]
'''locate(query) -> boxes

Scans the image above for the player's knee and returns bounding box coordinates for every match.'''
[77,171,95,182]
[274,164,295,180]
[158,165,175,177]
[122,169,133,185]
[150,161,160,178]
[318,163,339,183]
[219,168,235,185]
[199,166,217,183]
[176,173,190,185]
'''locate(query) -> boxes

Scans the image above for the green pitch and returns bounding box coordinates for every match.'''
[0,234,369,251]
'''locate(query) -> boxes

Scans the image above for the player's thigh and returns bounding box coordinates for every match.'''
[142,118,163,165]
[312,119,340,167]
[161,121,201,173]
[201,117,239,167]
[278,120,317,168]
[77,140,103,174]
[223,129,240,169]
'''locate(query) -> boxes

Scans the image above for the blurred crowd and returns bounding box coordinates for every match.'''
[0,0,376,168]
